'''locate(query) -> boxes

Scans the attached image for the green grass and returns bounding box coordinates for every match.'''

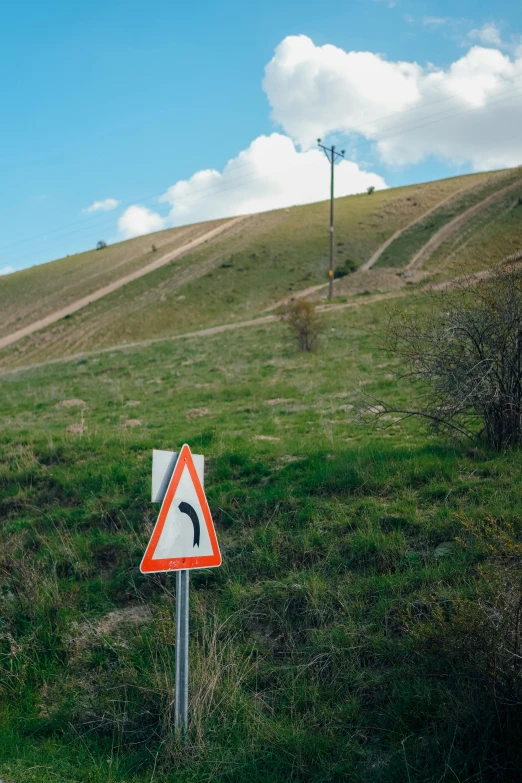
[3,166,522,780]
[2,300,522,781]
[427,189,522,277]
[374,167,522,269]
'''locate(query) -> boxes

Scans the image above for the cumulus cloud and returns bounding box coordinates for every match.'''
[118,205,167,239]
[118,134,386,238]
[157,133,386,226]
[0,266,15,276]
[263,34,522,170]
[83,198,119,214]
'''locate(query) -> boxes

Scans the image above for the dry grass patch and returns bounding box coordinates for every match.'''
[55,398,86,408]
[66,424,86,435]
[186,407,209,418]
[122,419,142,428]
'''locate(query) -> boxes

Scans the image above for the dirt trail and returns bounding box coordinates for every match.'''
[360,173,506,272]
[0,215,249,352]
[263,175,506,314]
[406,178,522,270]
[0,269,501,377]
[264,282,329,312]
[0,288,431,377]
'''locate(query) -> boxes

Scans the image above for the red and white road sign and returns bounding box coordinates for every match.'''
[140,443,221,573]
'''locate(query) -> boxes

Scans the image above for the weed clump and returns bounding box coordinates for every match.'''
[281,300,321,352]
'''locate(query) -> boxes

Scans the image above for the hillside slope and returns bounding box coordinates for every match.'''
[0,217,231,338]
[0,216,248,351]
[2,292,522,781]
[3,172,522,782]
[1,168,521,370]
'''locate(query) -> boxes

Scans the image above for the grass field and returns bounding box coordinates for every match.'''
[2,166,522,781]
[2,293,522,782]
[426,187,522,278]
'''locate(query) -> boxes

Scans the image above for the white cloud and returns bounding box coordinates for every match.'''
[118,133,386,237]
[263,36,422,149]
[0,266,15,276]
[466,23,502,46]
[422,16,451,28]
[157,133,386,226]
[83,198,119,214]
[118,205,167,239]
[263,35,522,170]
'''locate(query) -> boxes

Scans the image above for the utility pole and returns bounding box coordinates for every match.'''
[318,140,345,300]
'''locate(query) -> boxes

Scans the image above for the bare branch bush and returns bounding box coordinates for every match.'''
[281,300,321,352]
[359,264,522,449]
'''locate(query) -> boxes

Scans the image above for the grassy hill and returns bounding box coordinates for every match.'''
[1,169,522,781]
[0,219,230,340]
[2,167,517,370]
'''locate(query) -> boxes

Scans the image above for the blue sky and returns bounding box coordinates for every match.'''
[1,0,522,272]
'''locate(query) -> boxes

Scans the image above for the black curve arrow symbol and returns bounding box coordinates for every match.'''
[178,501,200,547]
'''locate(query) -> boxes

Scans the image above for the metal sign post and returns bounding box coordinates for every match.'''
[175,568,189,735]
[142,445,222,742]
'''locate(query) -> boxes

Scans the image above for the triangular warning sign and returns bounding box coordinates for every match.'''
[140,444,221,573]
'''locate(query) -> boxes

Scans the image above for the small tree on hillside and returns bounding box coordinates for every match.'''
[363,263,522,449]
[96,240,107,250]
[334,258,357,279]
[367,185,375,195]
[281,299,321,352]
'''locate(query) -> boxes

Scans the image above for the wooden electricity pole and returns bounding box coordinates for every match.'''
[318,140,345,300]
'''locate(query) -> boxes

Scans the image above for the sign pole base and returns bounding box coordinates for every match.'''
[175,568,189,737]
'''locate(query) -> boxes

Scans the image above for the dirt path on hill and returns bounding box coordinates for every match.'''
[359,175,504,272]
[406,178,522,270]
[263,175,507,314]
[264,282,329,312]
[0,215,249,352]
[0,286,439,376]
[0,270,500,377]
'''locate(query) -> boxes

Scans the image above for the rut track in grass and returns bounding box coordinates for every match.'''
[406,177,522,271]
[0,269,502,377]
[0,215,250,352]
[360,172,508,272]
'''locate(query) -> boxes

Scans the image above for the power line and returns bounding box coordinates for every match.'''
[3,164,317,263]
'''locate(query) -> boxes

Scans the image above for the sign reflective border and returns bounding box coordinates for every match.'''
[140,443,221,573]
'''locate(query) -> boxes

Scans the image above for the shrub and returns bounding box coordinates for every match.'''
[334,258,357,278]
[367,185,375,195]
[369,264,522,449]
[281,300,321,352]
[96,240,107,250]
